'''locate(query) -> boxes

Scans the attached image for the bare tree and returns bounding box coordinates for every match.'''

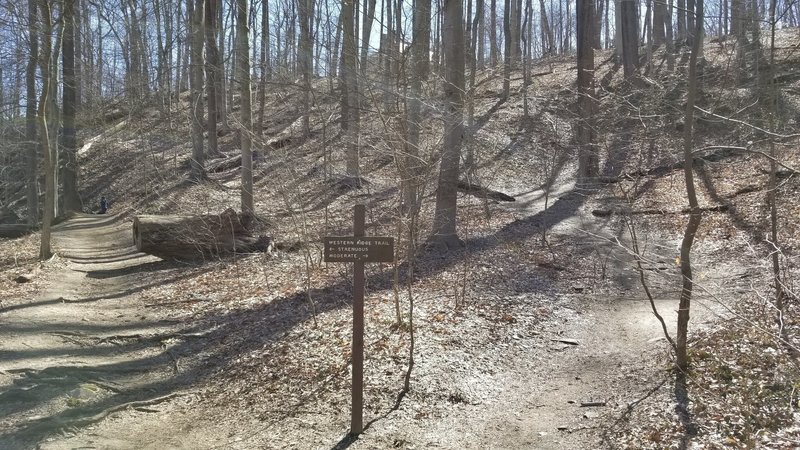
[38,0,66,259]
[430,0,465,249]
[62,0,81,212]
[676,0,704,371]
[577,0,598,179]
[359,0,376,75]
[257,0,271,135]
[205,0,221,156]
[341,0,360,179]
[404,0,431,213]
[503,0,511,97]
[237,0,254,217]
[490,0,498,65]
[189,0,206,181]
[26,0,39,224]
[539,0,555,55]
[298,0,314,137]
[619,0,638,77]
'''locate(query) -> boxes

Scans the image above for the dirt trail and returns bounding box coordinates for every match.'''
[0,214,234,449]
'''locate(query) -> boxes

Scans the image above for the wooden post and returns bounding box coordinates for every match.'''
[351,204,365,435]
[323,205,393,436]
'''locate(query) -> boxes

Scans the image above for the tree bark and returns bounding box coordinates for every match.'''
[593,0,603,48]
[257,0,271,135]
[404,0,431,213]
[489,0,498,65]
[237,0,254,217]
[430,0,465,249]
[577,0,598,180]
[676,0,704,372]
[539,0,555,55]
[37,0,65,260]
[653,0,666,46]
[189,0,206,181]
[503,0,511,97]
[62,0,81,212]
[360,0,377,74]
[205,0,221,157]
[342,0,360,178]
[218,0,229,126]
[620,0,638,78]
[298,0,314,137]
[26,0,39,225]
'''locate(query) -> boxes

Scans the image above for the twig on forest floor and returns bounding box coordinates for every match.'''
[144,297,212,308]
[580,400,607,407]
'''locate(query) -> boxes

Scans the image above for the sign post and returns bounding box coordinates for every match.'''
[323,204,393,436]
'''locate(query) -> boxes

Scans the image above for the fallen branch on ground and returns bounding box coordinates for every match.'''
[592,204,729,217]
[457,181,516,202]
[580,400,607,407]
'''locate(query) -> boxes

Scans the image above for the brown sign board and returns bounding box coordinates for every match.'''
[323,236,394,263]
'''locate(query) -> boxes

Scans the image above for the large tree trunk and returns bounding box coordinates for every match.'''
[430,0,465,249]
[26,0,39,225]
[218,0,229,127]
[74,0,82,108]
[341,0,360,178]
[189,0,206,181]
[503,0,511,97]
[37,0,65,260]
[620,0,638,78]
[489,0,498,65]
[237,0,254,217]
[62,0,81,213]
[205,0,221,157]
[539,0,555,55]
[298,0,314,137]
[257,0,270,135]
[359,0,377,75]
[132,209,268,258]
[577,0,598,179]
[653,0,666,46]
[404,0,431,214]
[593,0,603,48]
[477,0,485,67]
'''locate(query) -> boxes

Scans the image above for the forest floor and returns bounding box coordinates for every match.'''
[1,182,740,449]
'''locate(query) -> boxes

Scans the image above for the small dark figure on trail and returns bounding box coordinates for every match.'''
[99,196,108,214]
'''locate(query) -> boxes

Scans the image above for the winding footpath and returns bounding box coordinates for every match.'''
[0,214,229,449]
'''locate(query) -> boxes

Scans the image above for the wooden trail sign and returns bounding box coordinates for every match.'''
[323,237,394,262]
[323,204,394,435]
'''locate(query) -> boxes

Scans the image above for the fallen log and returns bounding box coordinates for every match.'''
[457,181,516,202]
[592,204,729,217]
[206,154,242,173]
[0,224,37,238]
[132,208,271,258]
[267,115,310,149]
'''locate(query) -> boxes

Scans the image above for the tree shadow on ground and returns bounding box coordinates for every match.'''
[696,165,765,243]
[0,151,607,447]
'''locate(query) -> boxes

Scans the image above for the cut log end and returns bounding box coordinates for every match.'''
[133,208,271,258]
